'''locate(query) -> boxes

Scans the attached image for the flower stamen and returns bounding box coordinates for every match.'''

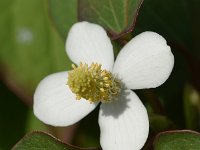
[67,62,121,103]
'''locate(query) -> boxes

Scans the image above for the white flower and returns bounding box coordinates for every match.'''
[33,22,174,150]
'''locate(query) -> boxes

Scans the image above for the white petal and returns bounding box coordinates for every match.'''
[66,22,114,71]
[113,32,174,89]
[33,71,98,126]
[99,90,149,150]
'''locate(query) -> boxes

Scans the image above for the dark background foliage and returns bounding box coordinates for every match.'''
[0,0,199,149]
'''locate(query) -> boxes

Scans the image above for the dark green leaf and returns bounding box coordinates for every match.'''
[78,0,143,39]
[48,0,77,39]
[154,130,200,150]
[12,132,100,150]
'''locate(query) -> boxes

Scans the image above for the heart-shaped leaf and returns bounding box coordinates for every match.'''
[78,0,143,39]
[154,130,200,150]
[12,131,101,150]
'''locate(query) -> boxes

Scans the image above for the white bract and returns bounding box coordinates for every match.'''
[33,22,174,150]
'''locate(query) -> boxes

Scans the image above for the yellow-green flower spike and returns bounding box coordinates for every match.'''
[67,62,121,103]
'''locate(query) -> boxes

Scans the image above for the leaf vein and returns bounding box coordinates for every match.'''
[90,5,113,30]
[108,0,121,32]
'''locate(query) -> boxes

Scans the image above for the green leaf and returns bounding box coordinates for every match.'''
[78,0,143,39]
[184,84,200,130]
[48,0,77,39]
[154,130,200,150]
[0,0,71,95]
[12,132,100,150]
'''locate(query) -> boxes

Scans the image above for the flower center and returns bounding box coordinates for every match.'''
[67,62,121,103]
